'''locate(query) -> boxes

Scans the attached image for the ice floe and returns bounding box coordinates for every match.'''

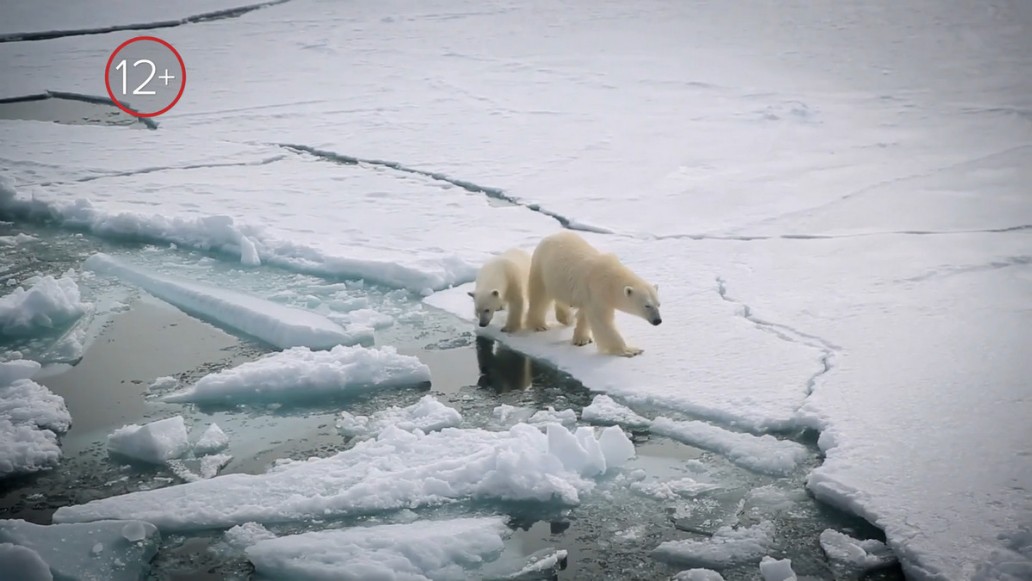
[53,423,635,531]
[162,344,431,405]
[652,521,775,568]
[0,274,89,337]
[84,253,361,349]
[107,415,190,465]
[337,394,461,439]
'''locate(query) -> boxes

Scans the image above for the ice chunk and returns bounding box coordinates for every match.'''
[759,556,798,581]
[484,547,569,581]
[650,418,808,476]
[0,360,71,479]
[581,394,651,429]
[163,345,431,405]
[0,233,37,246]
[239,235,261,266]
[491,404,536,428]
[0,274,89,336]
[597,425,636,469]
[337,394,461,438]
[147,375,177,391]
[84,253,362,349]
[0,543,52,581]
[247,517,508,581]
[53,423,632,531]
[652,521,775,568]
[225,522,278,550]
[199,454,232,479]
[529,406,578,427]
[673,569,726,581]
[107,415,190,464]
[630,477,720,501]
[194,423,229,454]
[819,529,897,574]
[0,519,160,581]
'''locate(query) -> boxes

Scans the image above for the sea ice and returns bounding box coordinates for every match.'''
[163,345,431,405]
[630,477,720,501]
[580,394,651,429]
[759,556,798,581]
[246,517,509,581]
[528,407,578,427]
[0,274,88,336]
[147,376,178,391]
[336,394,461,439]
[194,423,229,454]
[107,415,191,464]
[652,521,775,568]
[84,253,361,349]
[0,360,71,478]
[818,529,897,574]
[225,522,278,551]
[0,543,51,581]
[53,423,635,531]
[0,519,160,581]
[650,418,808,476]
[672,569,726,581]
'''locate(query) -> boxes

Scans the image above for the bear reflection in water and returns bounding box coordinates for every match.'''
[475,336,533,393]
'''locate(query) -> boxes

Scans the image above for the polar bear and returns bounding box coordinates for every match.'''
[467,248,532,332]
[526,231,661,357]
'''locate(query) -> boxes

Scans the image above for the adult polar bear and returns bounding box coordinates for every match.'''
[526,231,662,357]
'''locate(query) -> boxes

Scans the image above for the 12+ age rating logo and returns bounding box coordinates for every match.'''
[104,36,186,118]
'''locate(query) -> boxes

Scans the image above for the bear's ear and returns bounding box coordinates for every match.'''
[491,289,500,297]
[624,286,634,297]
[467,290,475,298]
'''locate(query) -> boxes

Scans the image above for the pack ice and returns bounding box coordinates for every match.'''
[0,274,88,336]
[53,423,635,531]
[0,359,71,478]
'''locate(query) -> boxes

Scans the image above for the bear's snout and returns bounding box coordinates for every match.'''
[479,320,489,327]
[650,317,662,326]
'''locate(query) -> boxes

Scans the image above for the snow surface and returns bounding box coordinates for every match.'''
[246,517,509,581]
[162,344,431,405]
[652,521,776,568]
[337,395,461,439]
[0,359,72,478]
[107,415,190,464]
[84,253,361,349]
[53,423,634,531]
[1,0,1030,578]
[0,519,161,581]
[193,423,229,454]
[0,274,89,336]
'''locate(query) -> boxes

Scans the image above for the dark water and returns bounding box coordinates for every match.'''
[0,94,150,128]
[0,226,904,581]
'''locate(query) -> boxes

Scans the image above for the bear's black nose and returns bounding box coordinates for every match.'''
[651,317,662,326]
[479,321,489,327]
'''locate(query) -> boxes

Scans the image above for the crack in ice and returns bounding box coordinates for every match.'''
[277,143,615,235]
[0,0,293,42]
[0,91,159,129]
[715,276,837,398]
[654,225,1032,242]
[32,155,287,188]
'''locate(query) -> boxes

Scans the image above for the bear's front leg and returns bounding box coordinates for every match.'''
[588,308,643,357]
[572,309,593,346]
[501,298,524,333]
[554,302,573,326]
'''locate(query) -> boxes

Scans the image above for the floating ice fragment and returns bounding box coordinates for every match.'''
[163,344,430,405]
[194,423,229,454]
[337,394,461,438]
[107,415,190,464]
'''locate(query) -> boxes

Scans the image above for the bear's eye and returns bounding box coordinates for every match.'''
[483,309,490,313]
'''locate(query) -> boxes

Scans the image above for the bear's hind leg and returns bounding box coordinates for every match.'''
[572,309,593,346]
[588,308,643,357]
[525,262,550,332]
[554,302,573,326]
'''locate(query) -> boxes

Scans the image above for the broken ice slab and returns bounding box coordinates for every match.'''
[0,519,160,581]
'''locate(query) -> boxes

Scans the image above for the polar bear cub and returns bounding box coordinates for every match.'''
[467,248,532,332]
[526,231,661,357]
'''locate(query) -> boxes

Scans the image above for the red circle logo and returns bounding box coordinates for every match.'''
[104,36,186,118]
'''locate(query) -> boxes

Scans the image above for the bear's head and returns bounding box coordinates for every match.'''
[620,282,662,326]
[467,289,505,327]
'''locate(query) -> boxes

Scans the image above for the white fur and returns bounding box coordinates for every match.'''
[468,248,532,332]
[526,231,661,357]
